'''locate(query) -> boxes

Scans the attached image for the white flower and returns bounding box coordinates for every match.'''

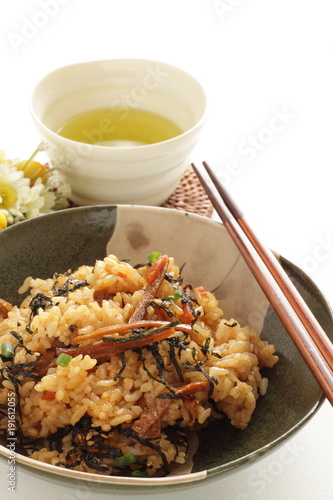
[19,180,48,219]
[0,161,56,226]
[0,162,30,215]
[0,144,71,230]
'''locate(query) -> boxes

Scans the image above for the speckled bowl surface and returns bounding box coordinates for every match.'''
[0,205,332,488]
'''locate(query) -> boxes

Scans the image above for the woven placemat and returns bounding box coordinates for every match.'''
[161,165,213,218]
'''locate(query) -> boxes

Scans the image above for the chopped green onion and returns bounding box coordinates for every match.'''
[148,251,160,264]
[116,453,136,467]
[167,289,181,300]
[56,353,72,367]
[1,341,15,359]
[130,469,148,477]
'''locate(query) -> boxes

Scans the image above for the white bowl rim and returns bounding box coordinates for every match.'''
[30,57,208,152]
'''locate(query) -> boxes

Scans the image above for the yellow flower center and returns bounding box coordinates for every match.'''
[16,160,48,185]
[0,211,7,230]
[0,183,17,209]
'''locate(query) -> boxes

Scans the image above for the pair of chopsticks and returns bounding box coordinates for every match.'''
[192,161,333,406]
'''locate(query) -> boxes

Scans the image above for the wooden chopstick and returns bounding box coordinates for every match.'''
[192,162,333,406]
[201,161,333,368]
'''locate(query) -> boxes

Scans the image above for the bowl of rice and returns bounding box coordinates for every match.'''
[0,205,332,488]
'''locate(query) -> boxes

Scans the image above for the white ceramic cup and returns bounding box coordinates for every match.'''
[30,59,207,206]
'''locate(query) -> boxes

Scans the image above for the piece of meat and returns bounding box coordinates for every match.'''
[35,350,57,377]
[176,381,210,426]
[34,339,68,377]
[132,396,171,439]
[93,289,115,305]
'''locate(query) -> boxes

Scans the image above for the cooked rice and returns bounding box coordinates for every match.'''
[0,253,278,477]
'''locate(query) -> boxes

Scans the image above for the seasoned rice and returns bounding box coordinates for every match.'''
[0,253,278,477]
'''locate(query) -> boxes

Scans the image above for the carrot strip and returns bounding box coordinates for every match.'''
[181,302,195,324]
[154,307,171,321]
[40,391,56,401]
[59,327,177,359]
[195,286,209,297]
[175,381,210,398]
[145,254,169,284]
[74,320,192,343]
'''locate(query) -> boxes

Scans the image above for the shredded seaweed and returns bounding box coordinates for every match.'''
[72,280,89,290]
[51,280,60,296]
[166,335,191,367]
[181,351,218,397]
[56,416,122,472]
[165,339,185,383]
[200,338,211,357]
[133,262,147,270]
[122,426,169,475]
[181,285,199,306]
[208,397,227,417]
[82,453,111,473]
[180,285,201,324]
[53,416,147,475]
[211,351,223,359]
[135,347,178,397]
[164,274,183,287]
[198,339,222,360]
[25,323,33,334]
[113,352,126,381]
[48,425,72,453]
[146,299,174,318]
[0,361,40,421]
[10,331,32,355]
[156,393,180,400]
[163,424,188,456]
[149,342,172,376]
[29,293,53,317]
[5,361,41,382]
[52,278,88,297]
[224,320,238,328]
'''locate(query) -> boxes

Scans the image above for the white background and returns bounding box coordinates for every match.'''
[0,1,333,499]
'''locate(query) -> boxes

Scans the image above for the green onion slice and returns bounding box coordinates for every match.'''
[130,469,148,477]
[148,251,160,264]
[56,353,72,367]
[167,289,181,300]
[116,453,136,466]
[1,341,15,359]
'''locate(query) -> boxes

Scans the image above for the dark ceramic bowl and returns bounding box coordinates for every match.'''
[0,205,332,487]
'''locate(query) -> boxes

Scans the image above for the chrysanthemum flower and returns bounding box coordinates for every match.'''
[0,162,30,213]
[16,160,48,186]
[0,142,71,231]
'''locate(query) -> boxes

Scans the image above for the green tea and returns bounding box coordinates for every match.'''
[56,107,182,146]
